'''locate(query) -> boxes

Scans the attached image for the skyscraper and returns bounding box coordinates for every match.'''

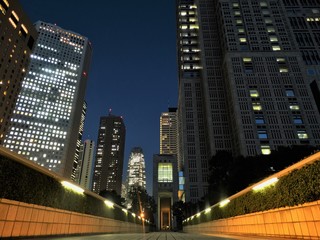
[4,21,92,178]
[160,108,178,154]
[126,147,146,191]
[71,101,87,181]
[282,2,320,114]
[92,113,126,195]
[75,139,94,190]
[0,0,37,144]
[176,0,320,202]
[125,147,146,208]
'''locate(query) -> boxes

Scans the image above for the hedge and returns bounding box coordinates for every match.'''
[0,155,141,225]
[186,160,320,225]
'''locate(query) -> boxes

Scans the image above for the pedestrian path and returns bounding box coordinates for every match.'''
[34,232,293,240]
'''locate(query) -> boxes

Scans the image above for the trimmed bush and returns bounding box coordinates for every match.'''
[0,155,141,225]
[186,160,320,225]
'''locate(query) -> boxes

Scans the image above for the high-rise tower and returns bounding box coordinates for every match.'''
[75,139,94,190]
[4,21,92,178]
[176,0,320,202]
[92,113,126,195]
[0,0,37,144]
[160,108,178,154]
[71,101,87,181]
[126,147,146,191]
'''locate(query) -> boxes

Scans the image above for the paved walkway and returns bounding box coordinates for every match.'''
[38,232,291,240]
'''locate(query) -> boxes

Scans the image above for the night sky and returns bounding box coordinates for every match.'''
[19,0,178,195]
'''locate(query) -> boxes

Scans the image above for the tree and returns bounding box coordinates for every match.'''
[172,201,185,230]
[206,145,319,206]
[127,186,156,223]
[99,189,125,207]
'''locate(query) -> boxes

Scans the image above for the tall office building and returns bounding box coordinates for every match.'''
[92,113,126,195]
[75,139,94,190]
[160,108,178,154]
[4,21,92,178]
[126,147,146,191]
[282,2,320,113]
[71,101,87,181]
[0,0,37,144]
[176,0,320,202]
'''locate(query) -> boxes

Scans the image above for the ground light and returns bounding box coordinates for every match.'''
[122,208,128,214]
[104,200,114,208]
[252,177,278,191]
[219,199,230,208]
[205,207,211,214]
[61,181,84,194]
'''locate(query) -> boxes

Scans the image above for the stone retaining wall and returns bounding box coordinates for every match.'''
[0,198,145,238]
[184,200,320,239]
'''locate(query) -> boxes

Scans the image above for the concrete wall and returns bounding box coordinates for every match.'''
[184,200,320,239]
[0,198,145,238]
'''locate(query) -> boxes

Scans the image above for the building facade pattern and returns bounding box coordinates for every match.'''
[92,114,126,195]
[177,0,320,203]
[160,108,178,154]
[4,21,92,178]
[0,0,37,144]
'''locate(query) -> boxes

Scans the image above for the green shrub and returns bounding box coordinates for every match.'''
[0,155,144,225]
[186,160,320,225]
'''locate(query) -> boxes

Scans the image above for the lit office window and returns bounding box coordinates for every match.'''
[261,145,271,155]
[252,102,262,111]
[293,117,303,124]
[250,89,259,98]
[289,103,300,110]
[258,130,268,139]
[285,89,295,97]
[272,46,281,51]
[158,163,173,182]
[255,116,265,124]
[297,131,308,139]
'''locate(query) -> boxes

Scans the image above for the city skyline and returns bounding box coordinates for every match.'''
[19,0,178,195]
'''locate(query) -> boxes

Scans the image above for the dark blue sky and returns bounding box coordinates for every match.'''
[19,0,178,195]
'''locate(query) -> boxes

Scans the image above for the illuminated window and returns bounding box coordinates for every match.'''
[258,130,268,139]
[236,19,243,25]
[0,0,9,15]
[252,102,262,111]
[297,131,308,139]
[255,116,265,124]
[238,28,245,33]
[250,89,259,98]
[279,67,288,73]
[270,36,278,42]
[233,3,239,8]
[158,163,173,182]
[272,46,281,51]
[267,27,275,33]
[234,11,241,16]
[261,145,271,155]
[289,103,300,110]
[260,2,268,7]
[265,19,273,24]
[293,117,303,124]
[285,89,295,97]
